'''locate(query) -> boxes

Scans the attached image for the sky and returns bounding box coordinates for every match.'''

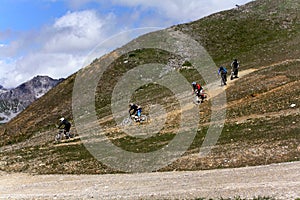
[0,0,253,88]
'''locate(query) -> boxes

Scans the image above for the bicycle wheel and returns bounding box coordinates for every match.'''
[121,117,133,126]
[193,96,201,105]
[140,115,148,123]
[69,132,74,138]
[221,74,227,86]
[55,133,62,142]
[204,93,210,100]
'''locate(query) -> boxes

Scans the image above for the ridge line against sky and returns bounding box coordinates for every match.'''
[0,0,252,88]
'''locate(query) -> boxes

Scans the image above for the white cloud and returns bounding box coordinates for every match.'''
[0,8,143,88]
[0,10,118,88]
[63,0,237,22]
[1,53,85,88]
[44,10,108,53]
[0,0,253,88]
[101,0,253,22]
[0,40,21,58]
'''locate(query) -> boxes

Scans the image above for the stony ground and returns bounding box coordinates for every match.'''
[1,161,300,199]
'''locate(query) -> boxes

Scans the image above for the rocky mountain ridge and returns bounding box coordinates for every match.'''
[0,76,63,123]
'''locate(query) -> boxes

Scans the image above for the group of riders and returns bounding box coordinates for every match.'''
[218,58,240,86]
[57,59,240,138]
[125,59,239,121]
[57,104,143,139]
[193,58,239,103]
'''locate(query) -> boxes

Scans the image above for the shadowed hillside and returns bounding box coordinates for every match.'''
[0,0,299,174]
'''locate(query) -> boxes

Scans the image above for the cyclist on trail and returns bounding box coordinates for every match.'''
[218,66,228,85]
[231,59,239,79]
[129,103,142,121]
[58,117,71,139]
[192,82,205,103]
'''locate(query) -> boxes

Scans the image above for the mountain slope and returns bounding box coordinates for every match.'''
[0,0,299,174]
[177,0,299,66]
[0,76,63,123]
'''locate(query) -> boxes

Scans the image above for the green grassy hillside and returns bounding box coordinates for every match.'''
[0,0,299,174]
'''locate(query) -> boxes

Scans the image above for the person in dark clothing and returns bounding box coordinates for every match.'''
[192,82,205,103]
[231,59,240,79]
[129,103,142,121]
[58,117,71,139]
[192,82,203,94]
[129,103,139,116]
[218,66,228,86]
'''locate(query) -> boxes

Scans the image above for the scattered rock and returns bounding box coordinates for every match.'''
[290,103,296,108]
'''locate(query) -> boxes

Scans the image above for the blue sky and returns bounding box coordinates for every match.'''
[0,0,253,88]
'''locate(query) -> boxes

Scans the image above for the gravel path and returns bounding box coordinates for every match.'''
[1,161,300,199]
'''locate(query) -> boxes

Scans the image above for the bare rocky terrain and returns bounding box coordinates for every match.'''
[1,161,300,199]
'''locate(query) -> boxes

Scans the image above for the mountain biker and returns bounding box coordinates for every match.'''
[129,103,142,121]
[136,106,142,122]
[218,66,228,85]
[58,117,71,139]
[231,59,239,79]
[192,82,205,103]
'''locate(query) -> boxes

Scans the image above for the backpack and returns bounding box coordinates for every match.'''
[219,66,227,74]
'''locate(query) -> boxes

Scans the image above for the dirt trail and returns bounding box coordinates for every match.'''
[207,58,300,99]
[206,68,256,99]
[1,161,300,199]
[205,60,300,124]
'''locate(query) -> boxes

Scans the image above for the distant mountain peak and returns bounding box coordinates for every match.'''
[0,75,64,123]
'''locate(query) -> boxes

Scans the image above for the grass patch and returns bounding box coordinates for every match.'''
[220,113,300,145]
[227,60,300,102]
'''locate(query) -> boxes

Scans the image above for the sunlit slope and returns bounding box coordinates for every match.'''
[0,0,299,174]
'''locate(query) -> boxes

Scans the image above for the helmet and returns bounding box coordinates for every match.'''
[192,81,196,85]
[59,117,64,122]
[129,103,133,107]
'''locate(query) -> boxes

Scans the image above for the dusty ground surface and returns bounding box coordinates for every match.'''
[1,161,300,199]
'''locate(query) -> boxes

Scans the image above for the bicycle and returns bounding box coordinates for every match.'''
[218,66,228,86]
[193,90,209,105]
[54,129,74,142]
[121,114,148,126]
[230,68,239,80]
[220,73,227,86]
